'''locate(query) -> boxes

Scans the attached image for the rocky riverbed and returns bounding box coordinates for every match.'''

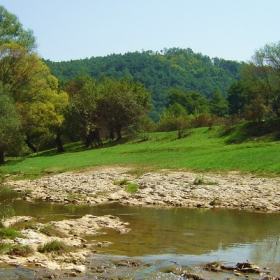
[2,166,280,278]
[5,166,280,212]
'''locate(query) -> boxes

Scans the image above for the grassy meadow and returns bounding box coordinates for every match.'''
[1,124,280,179]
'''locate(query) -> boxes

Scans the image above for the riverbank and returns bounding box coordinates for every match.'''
[2,166,280,278]
[5,166,280,212]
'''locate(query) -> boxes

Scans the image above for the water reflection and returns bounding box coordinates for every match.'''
[1,186,280,275]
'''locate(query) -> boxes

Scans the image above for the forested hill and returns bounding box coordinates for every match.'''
[43,48,243,119]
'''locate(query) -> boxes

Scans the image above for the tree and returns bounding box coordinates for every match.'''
[167,89,209,115]
[227,81,246,116]
[184,91,209,115]
[0,6,36,52]
[167,89,189,109]
[64,76,101,147]
[0,86,22,164]
[0,7,68,155]
[209,91,229,117]
[158,103,189,138]
[0,43,68,152]
[242,41,280,119]
[98,77,151,140]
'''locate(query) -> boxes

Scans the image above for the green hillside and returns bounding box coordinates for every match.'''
[44,48,242,119]
[1,124,279,180]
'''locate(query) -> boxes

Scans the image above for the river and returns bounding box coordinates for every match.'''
[0,186,280,279]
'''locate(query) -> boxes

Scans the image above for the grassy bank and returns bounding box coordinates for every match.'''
[1,125,280,179]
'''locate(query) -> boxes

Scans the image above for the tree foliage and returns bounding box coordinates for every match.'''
[98,77,151,140]
[237,41,280,122]
[0,6,36,52]
[0,43,69,152]
[0,86,22,164]
[158,102,189,138]
[64,76,101,147]
[0,6,68,156]
[64,76,151,144]
[209,91,229,117]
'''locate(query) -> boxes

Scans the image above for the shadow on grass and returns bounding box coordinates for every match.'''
[222,119,280,144]
[24,137,132,159]
[4,158,26,166]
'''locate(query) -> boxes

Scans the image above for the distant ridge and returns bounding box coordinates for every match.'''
[43,47,242,119]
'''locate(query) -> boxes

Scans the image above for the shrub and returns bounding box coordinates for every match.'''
[38,240,70,254]
[193,175,205,185]
[40,225,67,237]
[0,243,33,256]
[125,183,138,194]
[0,228,23,239]
[7,245,33,257]
[0,205,15,221]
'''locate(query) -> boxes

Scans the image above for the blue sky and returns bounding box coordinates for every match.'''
[1,0,280,62]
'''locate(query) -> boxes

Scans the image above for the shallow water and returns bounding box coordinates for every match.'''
[1,186,280,279]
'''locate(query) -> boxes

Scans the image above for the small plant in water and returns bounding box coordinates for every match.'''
[38,240,70,254]
[0,205,15,222]
[125,183,138,194]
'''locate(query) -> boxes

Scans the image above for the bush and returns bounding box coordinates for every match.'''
[38,240,70,254]
[0,228,23,239]
[0,243,33,256]
[7,245,33,257]
[39,225,67,237]
[125,183,138,194]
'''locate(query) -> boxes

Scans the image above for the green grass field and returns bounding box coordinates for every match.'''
[1,125,280,179]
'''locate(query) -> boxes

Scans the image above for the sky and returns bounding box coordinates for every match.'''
[1,0,280,62]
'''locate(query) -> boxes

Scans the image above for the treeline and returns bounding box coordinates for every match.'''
[43,48,242,120]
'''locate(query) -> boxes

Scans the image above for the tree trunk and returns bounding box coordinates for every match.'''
[84,134,92,148]
[109,129,115,140]
[116,129,122,141]
[55,134,64,153]
[25,137,37,153]
[0,150,5,165]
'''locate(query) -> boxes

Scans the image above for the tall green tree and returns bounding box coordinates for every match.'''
[167,89,209,115]
[242,41,280,119]
[0,43,68,152]
[226,81,246,116]
[209,91,229,117]
[98,77,151,140]
[0,6,69,155]
[0,6,36,52]
[0,86,22,164]
[64,76,101,147]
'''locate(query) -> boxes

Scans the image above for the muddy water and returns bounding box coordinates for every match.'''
[1,186,280,279]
